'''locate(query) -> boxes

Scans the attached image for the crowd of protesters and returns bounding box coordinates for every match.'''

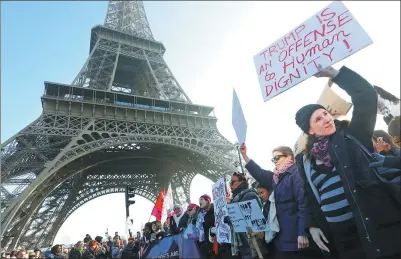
[1,65,400,259]
[134,65,400,259]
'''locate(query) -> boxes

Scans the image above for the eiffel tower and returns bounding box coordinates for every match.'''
[1,1,237,249]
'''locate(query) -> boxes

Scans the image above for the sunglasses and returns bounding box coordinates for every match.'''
[271,155,286,163]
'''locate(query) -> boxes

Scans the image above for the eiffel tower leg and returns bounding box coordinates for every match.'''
[1,120,95,243]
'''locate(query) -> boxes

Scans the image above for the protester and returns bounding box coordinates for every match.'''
[241,145,311,259]
[106,237,113,253]
[120,237,139,259]
[254,181,275,258]
[194,194,216,259]
[15,251,27,259]
[254,182,271,220]
[141,222,152,246]
[113,233,120,241]
[68,242,84,259]
[150,221,164,241]
[295,65,401,259]
[82,240,107,259]
[374,85,400,124]
[44,245,65,259]
[33,249,42,259]
[372,130,400,155]
[83,235,92,244]
[388,115,400,145]
[225,172,267,259]
[171,205,186,230]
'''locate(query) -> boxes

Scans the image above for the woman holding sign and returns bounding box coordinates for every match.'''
[295,65,400,259]
[240,145,310,259]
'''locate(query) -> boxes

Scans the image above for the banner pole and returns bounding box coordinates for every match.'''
[236,144,245,174]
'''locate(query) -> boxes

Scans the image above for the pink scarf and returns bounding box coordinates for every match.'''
[273,160,294,183]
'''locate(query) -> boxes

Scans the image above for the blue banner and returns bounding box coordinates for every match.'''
[143,233,201,259]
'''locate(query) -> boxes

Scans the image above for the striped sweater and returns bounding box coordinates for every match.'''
[311,159,354,223]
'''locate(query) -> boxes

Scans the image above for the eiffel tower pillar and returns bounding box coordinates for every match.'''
[1,0,237,249]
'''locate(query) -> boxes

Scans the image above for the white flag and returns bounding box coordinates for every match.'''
[161,183,174,223]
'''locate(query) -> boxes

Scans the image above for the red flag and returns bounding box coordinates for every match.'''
[151,188,165,221]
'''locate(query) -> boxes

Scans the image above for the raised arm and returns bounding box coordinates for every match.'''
[240,144,273,190]
[331,66,378,151]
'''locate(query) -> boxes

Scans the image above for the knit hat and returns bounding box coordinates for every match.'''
[200,194,211,203]
[187,203,197,210]
[295,104,326,134]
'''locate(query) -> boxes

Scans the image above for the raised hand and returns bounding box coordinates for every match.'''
[314,65,339,79]
[240,144,250,163]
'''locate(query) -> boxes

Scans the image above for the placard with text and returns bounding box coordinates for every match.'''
[212,178,232,243]
[254,1,373,101]
[227,199,267,233]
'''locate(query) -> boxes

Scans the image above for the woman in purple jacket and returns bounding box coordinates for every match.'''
[240,145,309,259]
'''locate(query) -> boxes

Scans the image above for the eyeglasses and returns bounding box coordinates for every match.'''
[271,155,286,163]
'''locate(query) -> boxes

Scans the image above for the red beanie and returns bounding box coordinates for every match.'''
[188,203,197,210]
[200,194,211,203]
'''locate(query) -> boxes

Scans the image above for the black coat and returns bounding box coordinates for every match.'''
[201,205,215,245]
[230,182,267,257]
[296,66,400,259]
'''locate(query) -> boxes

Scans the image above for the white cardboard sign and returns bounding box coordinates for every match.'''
[227,199,267,233]
[254,1,373,102]
[232,89,247,145]
[212,178,232,243]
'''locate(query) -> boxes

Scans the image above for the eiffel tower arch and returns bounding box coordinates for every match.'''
[1,1,237,249]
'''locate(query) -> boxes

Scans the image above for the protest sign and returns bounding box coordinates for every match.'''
[212,178,231,243]
[254,1,373,101]
[232,89,247,145]
[293,79,353,155]
[227,199,267,233]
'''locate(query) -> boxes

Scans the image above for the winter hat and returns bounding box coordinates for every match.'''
[187,203,197,210]
[200,194,211,203]
[94,236,103,243]
[295,104,326,134]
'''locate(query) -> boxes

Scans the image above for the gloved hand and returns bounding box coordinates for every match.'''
[369,153,385,168]
[223,216,231,224]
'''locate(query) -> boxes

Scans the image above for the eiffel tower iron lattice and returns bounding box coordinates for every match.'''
[1,0,238,249]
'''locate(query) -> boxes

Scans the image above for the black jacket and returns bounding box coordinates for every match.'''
[68,249,83,259]
[296,66,400,259]
[230,182,266,256]
[201,205,215,245]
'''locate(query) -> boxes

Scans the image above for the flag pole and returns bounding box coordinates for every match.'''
[236,143,244,174]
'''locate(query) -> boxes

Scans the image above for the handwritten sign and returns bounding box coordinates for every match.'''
[232,89,247,145]
[293,79,353,155]
[212,178,231,243]
[227,199,267,233]
[254,1,373,101]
